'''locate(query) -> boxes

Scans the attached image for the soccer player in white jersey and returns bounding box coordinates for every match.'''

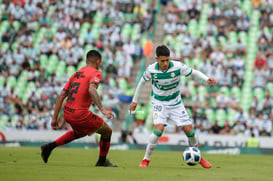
[129,45,217,168]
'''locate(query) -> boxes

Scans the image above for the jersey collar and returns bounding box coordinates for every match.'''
[155,61,174,71]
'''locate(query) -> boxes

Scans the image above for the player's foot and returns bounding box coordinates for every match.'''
[41,143,54,163]
[95,159,118,167]
[139,159,150,167]
[199,158,212,168]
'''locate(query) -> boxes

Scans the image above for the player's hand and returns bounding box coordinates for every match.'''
[129,102,137,114]
[101,109,115,119]
[51,118,59,130]
[207,78,217,85]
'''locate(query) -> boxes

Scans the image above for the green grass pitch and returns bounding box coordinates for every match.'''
[0,147,273,181]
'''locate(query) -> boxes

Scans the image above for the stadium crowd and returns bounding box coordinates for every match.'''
[0,0,155,131]
[158,0,273,137]
[0,0,273,138]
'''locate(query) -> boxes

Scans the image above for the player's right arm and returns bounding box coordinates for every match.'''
[51,90,68,130]
[129,76,146,114]
[130,67,151,113]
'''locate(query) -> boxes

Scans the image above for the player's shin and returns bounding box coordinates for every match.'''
[186,129,198,147]
[143,129,162,160]
[98,137,111,162]
[55,130,76,146]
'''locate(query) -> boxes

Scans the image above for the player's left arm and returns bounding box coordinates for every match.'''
[190,69,217,85]
[89,83,114,119]
[88,83,103,110]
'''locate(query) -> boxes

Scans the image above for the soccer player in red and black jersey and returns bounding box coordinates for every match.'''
[41,50,117,167]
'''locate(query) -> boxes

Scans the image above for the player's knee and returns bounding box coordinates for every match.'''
[74,131,86,139]
[107,128,112,137]
[101,128,112,138]
[153,129,163,137]
[185,129,195,138]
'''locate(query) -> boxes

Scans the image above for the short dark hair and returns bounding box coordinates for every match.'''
[156,45,170,57]
[86,50,101,63]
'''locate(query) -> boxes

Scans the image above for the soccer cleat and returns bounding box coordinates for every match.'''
[199,157,212,168]
[95,159,118,167]
[41,143,54,163]
[139,159,150,167]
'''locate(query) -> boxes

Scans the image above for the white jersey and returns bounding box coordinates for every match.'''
[143,61,192,106]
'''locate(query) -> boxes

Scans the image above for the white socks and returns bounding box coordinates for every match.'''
[188,134,198,147]
[143,133,158,160]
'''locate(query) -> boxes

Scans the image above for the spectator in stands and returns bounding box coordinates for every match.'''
[123,38,136,59]
[181,92,193,110]
[210,120,222,134]
[1,31,12,43]
[0,59,9,74]
[9,59,21,76]
[232,55,245,78]
[181,38,194,59]
[207,64,222,83]
[67,17,80,36]
[219,68,232,88]
[187,2,200,20]
[216,90,229,111]
[266,51,273,74]
[39,12,51,27]
[236,14,250,33]
[253,66,267,89]
[55,27,67,42]
[26,43,39,64]
[199,58,212,75]
[229,93,239,110]
[15,116,26,130]
[235,38,247,56]
[254,113,272,136]
[58,35,73,50]
[210,47,225,66]
[233,108,248,135]
[26,115,39,130]
[206,20,217,36]
[254,52,267,70]
[220,121,233,135]
[259,90,273,113]
[194,113,211,135]
[269,10,273,28]
[217,18,228,39]
[245,107,258,137]
[231,69,243,89]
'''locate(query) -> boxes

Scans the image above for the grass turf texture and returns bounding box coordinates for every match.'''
[0,147,273,181]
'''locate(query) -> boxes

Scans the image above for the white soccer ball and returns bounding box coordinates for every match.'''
[182,147,201,166]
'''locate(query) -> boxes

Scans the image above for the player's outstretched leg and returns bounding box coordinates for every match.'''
[199,157,212,168]
[41,142,57,163]
[41,130,78,163]
[95,123,117,167]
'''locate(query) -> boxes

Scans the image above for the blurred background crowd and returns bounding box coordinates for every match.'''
[0,0,273,139]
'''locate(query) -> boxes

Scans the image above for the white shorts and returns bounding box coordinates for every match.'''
[152,103,192,127]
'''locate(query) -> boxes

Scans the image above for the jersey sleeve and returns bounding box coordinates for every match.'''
[142,66,152,81]
[89,71,102,87]
[180,62,192,77]
[63,79,71,92]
